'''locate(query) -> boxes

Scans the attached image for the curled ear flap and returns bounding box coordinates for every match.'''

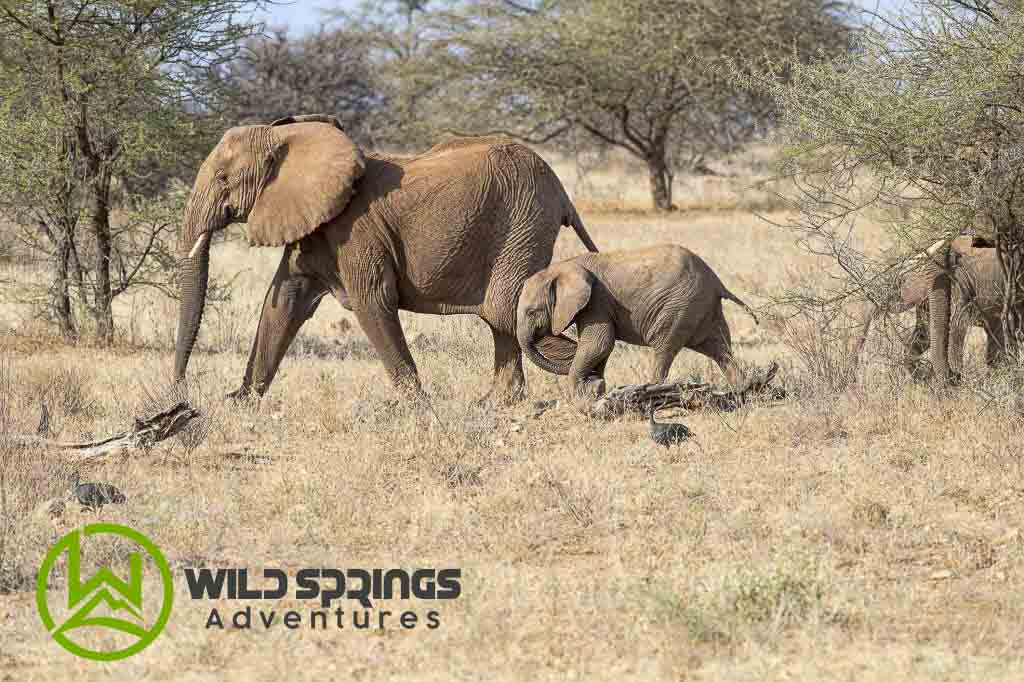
[246,121,365,247]
[547,264,594,336]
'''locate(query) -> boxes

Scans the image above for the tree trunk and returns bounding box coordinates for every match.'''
[996,229,1023,363]
[53,227,77,342]
[646,153,674,211]
[88,165,115,345]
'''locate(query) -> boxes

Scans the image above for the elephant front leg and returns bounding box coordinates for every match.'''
[234,261,327,399]
[568,318,615,400]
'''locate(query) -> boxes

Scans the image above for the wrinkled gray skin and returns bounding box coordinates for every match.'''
[853,236,1014,380]
[174,114,598,403]
[516,244,758,399]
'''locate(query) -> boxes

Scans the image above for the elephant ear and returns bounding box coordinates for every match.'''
[270,113,346,131]
[548,265,594,336]
[246,119,365,247]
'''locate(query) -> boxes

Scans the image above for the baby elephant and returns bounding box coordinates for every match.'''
[516,244,757,398]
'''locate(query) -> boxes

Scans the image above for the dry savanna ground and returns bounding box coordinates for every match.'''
[1,149,1024,680]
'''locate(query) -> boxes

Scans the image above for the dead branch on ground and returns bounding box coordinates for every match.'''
[15,401,200,464]
[589,362,784,419]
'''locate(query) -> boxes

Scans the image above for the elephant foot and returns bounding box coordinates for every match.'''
[389,373,428,402]
[568,376,606,403]
[225,385,262,404]
[478,384,528,408]
[581,376,607,399]
[911,362,964,387]
[907,361,931,384]
[353,397,402,423]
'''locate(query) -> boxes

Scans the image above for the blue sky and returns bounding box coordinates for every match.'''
[262,0,910,35]
[261,1,357,32]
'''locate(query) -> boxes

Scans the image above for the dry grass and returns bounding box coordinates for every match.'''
[545,143,791,214]
[2,158,1024,680]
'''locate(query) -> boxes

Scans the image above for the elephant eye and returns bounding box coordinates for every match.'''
[215,171,228,186]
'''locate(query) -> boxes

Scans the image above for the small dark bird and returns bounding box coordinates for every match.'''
[68,471,127,511]
[648,409,694,447]
[37,399,50,437]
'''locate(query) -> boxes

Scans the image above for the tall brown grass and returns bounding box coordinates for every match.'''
[1,160,1022,681]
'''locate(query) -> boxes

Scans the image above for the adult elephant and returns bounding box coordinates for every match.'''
[173,114,598,403]
[853,236,1012,380]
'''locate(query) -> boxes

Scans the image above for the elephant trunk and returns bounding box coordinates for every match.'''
[928,270,952,384]
[518,324,575,376]
[174,232,211,381]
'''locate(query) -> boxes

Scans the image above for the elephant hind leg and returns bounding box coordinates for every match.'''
[486,326,526,404]
[692,312,745,387]
[650,346,678,384]
[694,337,743,387]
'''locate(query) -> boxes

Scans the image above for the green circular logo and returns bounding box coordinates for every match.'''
[36,523,174,661]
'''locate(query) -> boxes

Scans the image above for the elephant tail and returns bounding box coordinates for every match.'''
[565,208,599,253]
[530,333,577,375]
[556,182,599,252]
[722,288,759,325]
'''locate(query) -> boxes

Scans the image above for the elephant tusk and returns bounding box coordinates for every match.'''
[188,232,211,259]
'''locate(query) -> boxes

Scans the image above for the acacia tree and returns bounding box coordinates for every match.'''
[431,0,851,210]
[214,25,386,145]
[766,0,1024,364]
[0,0,267,343]
[325,0,440,149]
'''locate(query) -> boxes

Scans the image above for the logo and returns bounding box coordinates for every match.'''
[36,523,174,661]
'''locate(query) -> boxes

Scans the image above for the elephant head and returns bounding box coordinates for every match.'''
[920,236,988,384]
[516,263,594,374]
[174,115,365,381]
[927,235,1003,383]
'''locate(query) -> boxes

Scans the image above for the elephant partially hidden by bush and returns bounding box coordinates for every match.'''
[853,236,1017,380]
[173,114,599,403]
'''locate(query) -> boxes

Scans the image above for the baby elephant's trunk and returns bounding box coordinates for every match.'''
[520,333,577,376]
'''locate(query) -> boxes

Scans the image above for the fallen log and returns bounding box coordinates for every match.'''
[15,401,201,463]
[589,362,784,419]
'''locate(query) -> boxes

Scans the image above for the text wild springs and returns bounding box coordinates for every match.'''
[185,567,462,631]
